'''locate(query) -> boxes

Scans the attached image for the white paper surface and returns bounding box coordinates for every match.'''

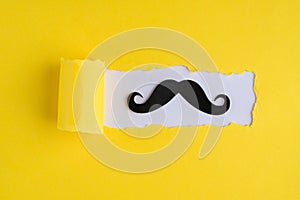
[103,66,255,128]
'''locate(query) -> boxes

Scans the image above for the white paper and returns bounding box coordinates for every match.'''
[103,66,255,128]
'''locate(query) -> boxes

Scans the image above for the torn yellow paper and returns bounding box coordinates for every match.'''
[57,59,81,132]
[57,58,105,133]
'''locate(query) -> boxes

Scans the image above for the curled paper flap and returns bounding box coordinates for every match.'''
[57,59,105,133]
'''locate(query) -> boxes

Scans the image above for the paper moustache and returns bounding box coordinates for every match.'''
[127,79,230,115]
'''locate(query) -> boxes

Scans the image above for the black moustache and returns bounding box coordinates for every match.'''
[127,79,230,115]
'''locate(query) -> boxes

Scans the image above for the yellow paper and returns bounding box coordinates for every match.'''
[58,59,105,134]
[1,0,300,199]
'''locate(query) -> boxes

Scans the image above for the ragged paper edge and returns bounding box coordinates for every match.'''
[104,67,255,128]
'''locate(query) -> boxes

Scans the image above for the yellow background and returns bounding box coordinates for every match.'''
[1,0,300,199]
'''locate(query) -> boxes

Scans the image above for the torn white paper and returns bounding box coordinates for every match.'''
[103,66,255,128]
